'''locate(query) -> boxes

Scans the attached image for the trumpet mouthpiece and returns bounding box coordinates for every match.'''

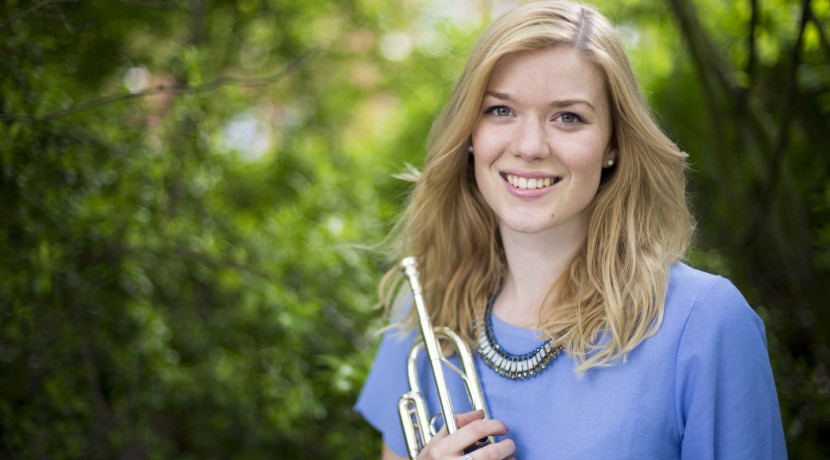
[401,256,419,277]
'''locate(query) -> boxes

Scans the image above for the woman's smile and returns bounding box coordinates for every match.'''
[502,173,562,190]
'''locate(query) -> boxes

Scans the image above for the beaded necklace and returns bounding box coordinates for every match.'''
[474,291,563,380]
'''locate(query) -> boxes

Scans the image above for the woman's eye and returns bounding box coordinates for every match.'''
[560,112,580,124]
[487,105,512,117]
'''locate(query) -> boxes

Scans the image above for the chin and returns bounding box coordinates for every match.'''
[501,219,552,235]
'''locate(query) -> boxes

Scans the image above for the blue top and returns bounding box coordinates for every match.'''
[355,263,787,459]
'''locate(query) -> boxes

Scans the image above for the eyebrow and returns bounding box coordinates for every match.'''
[484,91,597,112]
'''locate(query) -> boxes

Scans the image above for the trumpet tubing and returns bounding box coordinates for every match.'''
[397,257,492,460]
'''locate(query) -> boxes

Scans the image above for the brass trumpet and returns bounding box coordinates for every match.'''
[397,257,492,460]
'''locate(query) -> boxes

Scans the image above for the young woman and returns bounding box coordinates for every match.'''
[356,1,787,459]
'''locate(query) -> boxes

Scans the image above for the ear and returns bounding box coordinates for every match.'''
[602,148,617,168]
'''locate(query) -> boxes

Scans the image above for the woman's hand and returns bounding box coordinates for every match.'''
[416,410,516,460]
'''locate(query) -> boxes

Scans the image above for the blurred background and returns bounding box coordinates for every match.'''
[1,0,828,458]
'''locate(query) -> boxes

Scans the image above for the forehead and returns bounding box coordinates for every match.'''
[485,47,608,109]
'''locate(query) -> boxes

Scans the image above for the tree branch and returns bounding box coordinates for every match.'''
[51,0,77,33]
[120,0,180,8]
[760,0,810,203]
[807,3,830,66]
[0,48,321,123]
[0,0,78,31]
[736,0,817,294]
[665,0,738,94]
[664,0,737,195]
[666,0,816,293]
[665,0,776,151]
[747,0,758,84]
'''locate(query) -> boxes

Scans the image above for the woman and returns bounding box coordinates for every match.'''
[356,1,787,459]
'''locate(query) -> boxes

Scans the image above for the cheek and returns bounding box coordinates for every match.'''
[472,155,490,192]
[471,131,499,175]
[558,144,608,198]
[470,149,500,206]
[559,137,609,172]
[570,156,604,178]
[470,125,487,156]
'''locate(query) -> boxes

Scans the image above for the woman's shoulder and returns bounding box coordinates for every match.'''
[667,261,730,294]
[664,262,765,339]
[665,265,784,459]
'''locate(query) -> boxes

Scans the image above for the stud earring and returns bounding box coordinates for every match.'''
[607,159,615,167]
[468,145,474,154]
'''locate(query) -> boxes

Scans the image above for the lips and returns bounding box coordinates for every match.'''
[502,173,562,190]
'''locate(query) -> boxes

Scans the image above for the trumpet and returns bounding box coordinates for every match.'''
[397,256,492,460]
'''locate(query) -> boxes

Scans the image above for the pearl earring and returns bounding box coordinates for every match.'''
[607,159,615,167]
[468,145,474,153]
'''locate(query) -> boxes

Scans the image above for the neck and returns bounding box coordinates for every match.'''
[492,216,588,329]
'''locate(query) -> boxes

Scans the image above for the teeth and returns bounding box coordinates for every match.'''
[506,174,556,190]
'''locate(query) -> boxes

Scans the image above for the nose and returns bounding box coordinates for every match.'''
[512,117,550,161]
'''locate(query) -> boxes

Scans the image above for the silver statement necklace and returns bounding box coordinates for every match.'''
[474,290,563,380]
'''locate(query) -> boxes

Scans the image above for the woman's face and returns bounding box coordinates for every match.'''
[471,46,615,241]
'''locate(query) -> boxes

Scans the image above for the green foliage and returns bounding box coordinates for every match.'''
[1,0,828,458]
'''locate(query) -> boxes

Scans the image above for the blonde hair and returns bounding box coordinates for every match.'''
[380,0,692,372]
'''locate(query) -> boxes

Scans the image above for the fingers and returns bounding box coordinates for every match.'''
[461,437,516,460]
[430,410,486,442]
[455,409,486,428]
[445,418,509,454]
[418,411,514,460]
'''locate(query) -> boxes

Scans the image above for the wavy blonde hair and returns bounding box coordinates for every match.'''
[379,0,692,372]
